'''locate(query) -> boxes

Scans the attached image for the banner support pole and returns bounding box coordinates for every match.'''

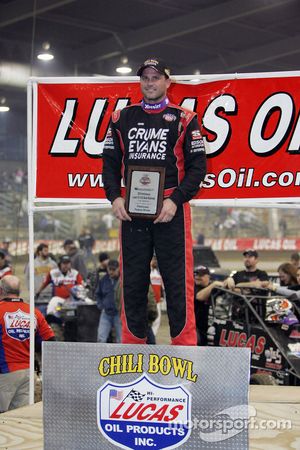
[27,80,35,405]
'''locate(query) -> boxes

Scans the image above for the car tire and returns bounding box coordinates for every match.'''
[250,373,277,385]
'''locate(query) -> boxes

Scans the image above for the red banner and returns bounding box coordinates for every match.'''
[10,238,300,256]
[34,75,300,202]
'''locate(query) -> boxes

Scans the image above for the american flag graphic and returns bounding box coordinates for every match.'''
[109,389,123,401]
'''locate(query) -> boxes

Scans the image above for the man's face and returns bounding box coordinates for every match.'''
[244,255,257,270]
[140,67,171,103]
[297,268,300,284]
[40,247,49,259]
[0,256,5,268]
[60,261,71,274]
[101,258,109,268]
[195,273,210,287]
[108,266,119,279]
[64,244,75,254]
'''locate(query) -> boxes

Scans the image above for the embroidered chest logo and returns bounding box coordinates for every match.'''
[127,127,170,161]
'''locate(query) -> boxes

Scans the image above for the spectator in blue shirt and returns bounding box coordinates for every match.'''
[96,259,121,343]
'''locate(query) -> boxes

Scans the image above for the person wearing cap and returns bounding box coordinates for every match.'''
[96,260,121,343]
[0,250,13,280]
[223,249,269,290]
[35,254,83,301]
[24,243,57,316]
[103,57,206,346]
[86,252,110,301]
[62,239,88,280]
[194,267,224,345]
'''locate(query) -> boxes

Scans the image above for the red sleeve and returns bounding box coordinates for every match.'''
[35,308,55,340]
[40,272,51,290]
[76,273,83,285]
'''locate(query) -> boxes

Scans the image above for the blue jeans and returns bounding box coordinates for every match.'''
[35,303,48,317]
[97,311,121,343]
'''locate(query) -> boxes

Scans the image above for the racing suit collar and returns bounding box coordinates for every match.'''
[141,96,169,113]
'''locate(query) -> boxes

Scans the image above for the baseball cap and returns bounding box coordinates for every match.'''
[108,259,119,270]
[59,255,71,264]
[62,239,74,247]
[243,249,258,258]
[137,58,170,78]
[194,266,210,276]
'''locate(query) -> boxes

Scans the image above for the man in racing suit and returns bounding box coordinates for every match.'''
[103,58,207,345]
[35,255,83,302]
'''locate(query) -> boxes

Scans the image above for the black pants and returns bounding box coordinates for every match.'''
[120,203,196,345]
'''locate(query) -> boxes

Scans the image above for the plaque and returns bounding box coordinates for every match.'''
[125,166,165,219]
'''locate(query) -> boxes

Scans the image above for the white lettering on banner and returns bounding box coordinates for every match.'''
[6,238,300,255]
[50,98,129,157]
[49,99,80,155]
[288,112,300,152]
[249,93,294,154]
[282,239,297,250]
[223,239,238,251]
[83,99,107,156]
[202,95,237,155]
[180,98,197,111]
[47,94,300,161]
[201,168,300,189]
[68,173,104,187]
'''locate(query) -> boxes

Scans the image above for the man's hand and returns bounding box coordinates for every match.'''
[223,277,235,290]
[154,199,177,224]
[261,280,271,289]
[112,197,132,221]
[212,280,224,288]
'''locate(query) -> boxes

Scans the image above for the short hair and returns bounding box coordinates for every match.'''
[0,278,20,296]
[36,243,48,253]
[99,252,109,262]
[0,250,5,259]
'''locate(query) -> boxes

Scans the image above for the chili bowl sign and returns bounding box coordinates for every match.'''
[97,374,191,450]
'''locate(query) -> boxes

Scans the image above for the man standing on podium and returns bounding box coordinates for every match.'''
[103,57,207,345]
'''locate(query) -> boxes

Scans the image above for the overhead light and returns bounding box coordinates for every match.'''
[37,42,54,61]
[116,56,132,74]
[0,97,10,112]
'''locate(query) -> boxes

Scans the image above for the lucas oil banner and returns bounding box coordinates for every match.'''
[31,73,300,204]
[43,343,250,449]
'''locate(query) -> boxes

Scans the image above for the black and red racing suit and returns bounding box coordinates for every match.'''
[103,98,207,345]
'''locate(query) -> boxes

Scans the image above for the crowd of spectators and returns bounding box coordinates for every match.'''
[193,249,300,346]
[1,232,300,412]
[0,168,27,193]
